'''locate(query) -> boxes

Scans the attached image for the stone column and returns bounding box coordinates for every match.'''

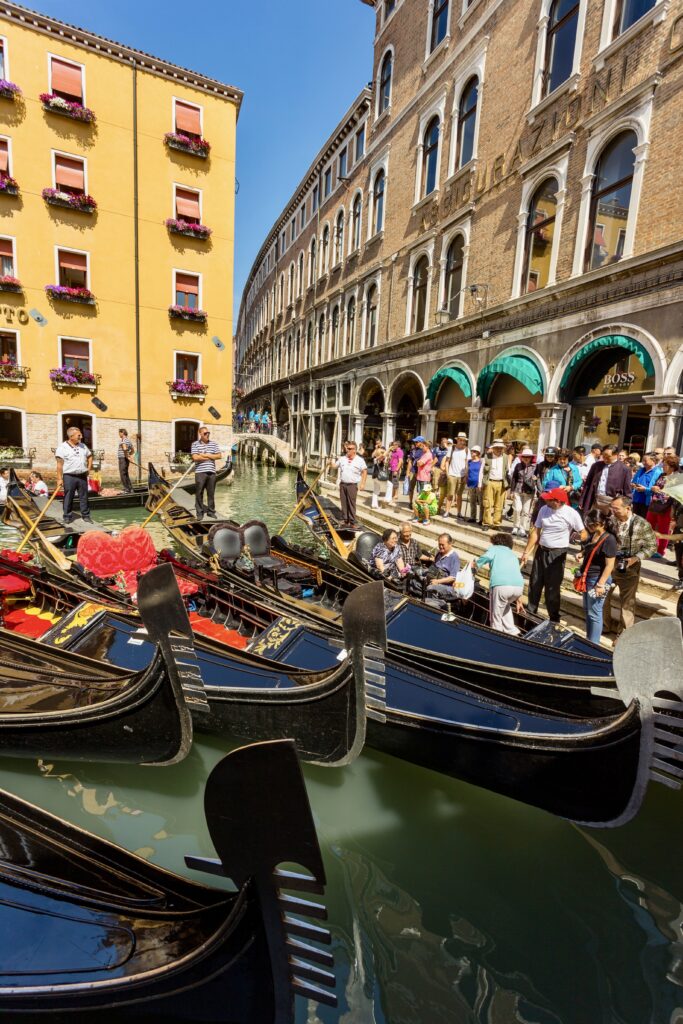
[536,402,569,451]
[645,396,683,449]
[381,413,397,448]
[422,410,437,442]
[352,416,364,446]
[466,406,489,451]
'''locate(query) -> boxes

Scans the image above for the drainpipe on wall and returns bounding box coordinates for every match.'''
[385,252,397,344]
[132,60,142,482]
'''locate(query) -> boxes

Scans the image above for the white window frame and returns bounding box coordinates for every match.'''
[287,261,295,305]
[343,288,360,356]
[320,221,331,274]
[414,89,447,204]
[376,45,395,120]
[0,329,21,366]
[172,267,203,308]
[597,0,669,61]
[172,96,204,135]
[425,0,453,61]
[58,335,92,372]
[52,150,88,194]
[172,181,203,221]
[0,36,10,80]
[47,52,86,103]
[54,245,90,289]
[511,152,569,299]
[405,244,435,336]
[367,150,390,242]
[354,122,367,164]
[348,189,363,255]
[571,88,655,277]
[333,207,345,267]
[308,238,317,288]
[0,133,14,177]
[323,165,333,200]
[170,418,201,453]
[529,0,588,112]
[173,349,202,382]
[438,217,472,318]
[447,39,488,178]
[0,234,16,277]
[361,276,382,350]
[58,410,95,448]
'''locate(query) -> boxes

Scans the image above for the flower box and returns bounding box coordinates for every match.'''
[164,132,210,158]
[169,304,207,323]
[0,446,34,468]
[167,451,193,473]
[0,81,21,101]
[49,366,101,390]
[45,285,95,305]
[0,364,28,383]
[91,449,104,470]
[0,276,22,293]
[165,217,212,240]
[0,177,19,197]
[167,379,208,401]
[42,188,97,213]
[40,93,96,123]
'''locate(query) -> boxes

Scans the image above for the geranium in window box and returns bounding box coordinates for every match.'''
[45,284,95,304]
[169,304,207,323]
[40,93,96,123]
[0,445,34,467]
[0,176,19,196]
[0,364,28,383]
[0,275,22,293]
[167,379,208,401]
[165,217,212,240]
[42,188,97,213]
[49,365,100,390]
[164,131,210,158]
[0,80,21,101]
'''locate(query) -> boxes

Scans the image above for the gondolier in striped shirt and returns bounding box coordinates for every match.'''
[117,428,135,494]
[191,426,222,520]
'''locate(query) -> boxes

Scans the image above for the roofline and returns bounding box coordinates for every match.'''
[0,2,244,111]
[240,86,372,305]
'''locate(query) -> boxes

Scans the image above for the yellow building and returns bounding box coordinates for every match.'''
[0,2,241,476]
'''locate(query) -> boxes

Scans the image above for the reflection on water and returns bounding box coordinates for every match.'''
[0,463,681,1022]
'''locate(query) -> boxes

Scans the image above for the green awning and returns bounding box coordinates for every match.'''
[427,366,472,404]
[477,355,544,403]
[560,335,655,391]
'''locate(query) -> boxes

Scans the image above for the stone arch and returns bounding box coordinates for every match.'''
[388,369,426,413]
[354,375,386,417]
[548,323,666,402]
[477,345,549,404]
[426,360,475,410]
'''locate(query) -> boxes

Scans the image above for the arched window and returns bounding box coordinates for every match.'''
[379,51,392,114]
[613,0,655,37]
[287,263,294,304]
[456,77,478,169]
[421,116,440,198]
[317,313,326,363]
[543,0,579,97]
[321,225,330,273]
[443,235,464,316]
[522,178,558,293]
[278,273,284,312]
[332,305,340,358]
[346,296,357,353]
[412,256,429,333]
[352,193,362,250]
[334,210,345,265]
[430,0,449,52]
[366,285,378,348]
[306,322,313,365]
[585,130,636,272]
[285,334,292,376]
[309,237,317,286]
[295,328,301,372]
[384,0,396,20]
[297,253,304,295]
[373,170,385,235]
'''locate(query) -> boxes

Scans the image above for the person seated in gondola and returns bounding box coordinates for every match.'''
[371,529,407,580]
[25,471,48,497]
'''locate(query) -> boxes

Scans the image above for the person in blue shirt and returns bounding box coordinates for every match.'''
[425,533,461,601]
[542,449,582,505]
[476,532,525,634]
[631,452,662,517]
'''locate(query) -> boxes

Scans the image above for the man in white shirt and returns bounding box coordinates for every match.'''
[55,426,93,523]
[331,440,367,528]
[480,439,507,527]
[520,487,586,623]
[585,443,603,469]
[444,432,469,519]
[0,467,8,505]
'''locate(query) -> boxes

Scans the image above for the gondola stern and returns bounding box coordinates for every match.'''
[342,579,387,735]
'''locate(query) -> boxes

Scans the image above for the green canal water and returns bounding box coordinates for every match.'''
[0,462,682,1023]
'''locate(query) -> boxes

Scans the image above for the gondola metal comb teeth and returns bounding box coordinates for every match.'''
[276,867,337,1008]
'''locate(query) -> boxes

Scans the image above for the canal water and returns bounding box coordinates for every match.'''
[0,461,682,1023]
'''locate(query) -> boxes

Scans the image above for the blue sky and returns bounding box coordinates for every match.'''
[30,0,375,315]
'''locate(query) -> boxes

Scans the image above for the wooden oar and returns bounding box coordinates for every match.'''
[141,462,195,528]
[8,495,72,573]
[309,488,349,559]
[278,466,326,535]
[16,489,60,553]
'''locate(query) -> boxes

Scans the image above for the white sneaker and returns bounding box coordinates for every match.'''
[442,511,449,518]
[511,527,519,536]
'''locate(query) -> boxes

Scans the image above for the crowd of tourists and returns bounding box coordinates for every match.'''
[332,435,683,648]
[236,409,271,434]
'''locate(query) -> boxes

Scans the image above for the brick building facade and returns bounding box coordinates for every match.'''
[235,0,683,462]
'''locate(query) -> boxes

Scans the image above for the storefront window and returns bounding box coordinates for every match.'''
[487,374,540,449]
[565,349,654,453]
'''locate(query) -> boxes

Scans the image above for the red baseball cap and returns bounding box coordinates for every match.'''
[541,488,569,504]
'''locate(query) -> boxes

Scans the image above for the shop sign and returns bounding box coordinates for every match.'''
[1,306,29,325]
[604,372,636,388]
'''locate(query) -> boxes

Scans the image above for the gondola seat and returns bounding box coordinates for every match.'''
[77,527,199,598]
[208,522,243,566]
[348,531,382,574]
[242,520,312,581]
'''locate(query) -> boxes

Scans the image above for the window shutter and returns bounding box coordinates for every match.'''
[0,239,12,258]
[175,101,201,135]
[51,58,83,100]
[62,339,89,361]
[175,188,200,219]
[176,272,199,295]
[0,141,8,173]
[55,155,85,191]
[59,250,87,272]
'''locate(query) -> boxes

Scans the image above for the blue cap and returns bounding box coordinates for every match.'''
[412,435,427,442]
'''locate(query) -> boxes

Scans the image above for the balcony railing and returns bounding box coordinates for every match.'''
[0,364,28,384]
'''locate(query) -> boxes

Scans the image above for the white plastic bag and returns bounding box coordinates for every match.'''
[454,561,474,600]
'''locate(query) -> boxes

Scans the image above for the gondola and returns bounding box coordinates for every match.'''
[0,504,380,768]
[0,739,336,1020]
[0,563,198,765]
[3,515,681,826]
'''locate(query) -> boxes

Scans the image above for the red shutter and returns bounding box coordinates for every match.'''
[51,58,83,100]
[55,155,85,191]
[175,101,201,135]
[176,272,199,295]
[176,188,200,220]
[59,250,87,272]
[62,339,89,361]
[0,141,8,174]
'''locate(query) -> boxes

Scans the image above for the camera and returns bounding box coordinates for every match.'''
[616,556,629,573]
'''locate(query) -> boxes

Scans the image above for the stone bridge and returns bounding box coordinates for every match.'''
[234,432,293,467]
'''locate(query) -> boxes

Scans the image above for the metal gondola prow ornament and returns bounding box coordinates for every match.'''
[590,616,683,827]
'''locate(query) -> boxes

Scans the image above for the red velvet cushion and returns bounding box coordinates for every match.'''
[118,526,157,574]
[0,574,32,595]
[189,612,248,648]
[77,531,122,578]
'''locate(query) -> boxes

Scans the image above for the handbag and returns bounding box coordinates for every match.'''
[573,533,608,594]
[376,466,389,482]
[649,487,673,513]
